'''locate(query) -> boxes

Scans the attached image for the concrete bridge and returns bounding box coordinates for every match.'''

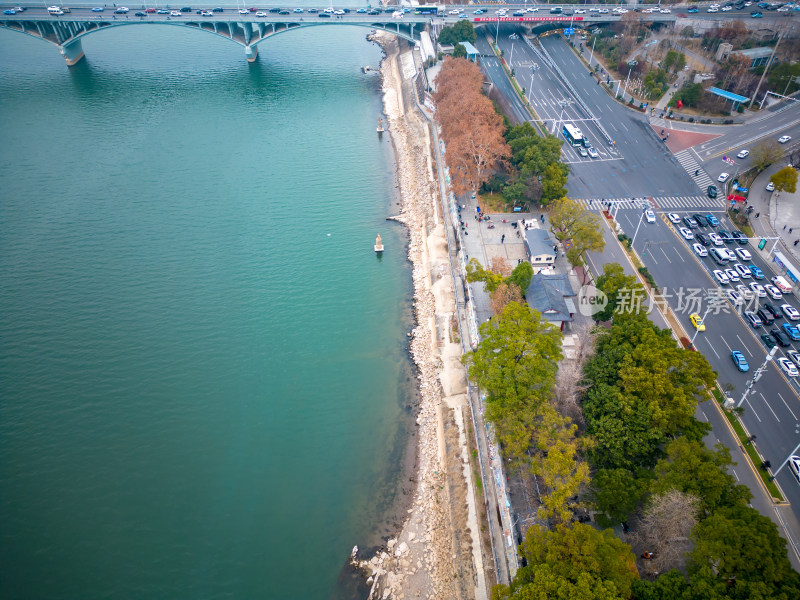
[0,3,769,66]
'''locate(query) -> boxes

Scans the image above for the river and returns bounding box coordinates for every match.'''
[0,18,415,599]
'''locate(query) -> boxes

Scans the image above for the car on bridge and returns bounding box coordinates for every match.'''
[157,9,169,14]
[687,6,699,12]
[3,8,17,13]
[751,10,764,16]
[91,7,104,12]
[114,7,129,14]
[135,11,146,16]
[731,350,750,372]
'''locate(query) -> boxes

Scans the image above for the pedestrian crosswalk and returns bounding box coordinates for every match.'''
[675,148,715,191]
[576,194,727,211]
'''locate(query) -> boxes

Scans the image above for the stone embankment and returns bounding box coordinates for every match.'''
[352,33,479,600]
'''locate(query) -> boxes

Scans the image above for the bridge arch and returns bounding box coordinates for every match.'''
[0,18,422,65]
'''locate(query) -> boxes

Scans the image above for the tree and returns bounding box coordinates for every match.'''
[594,262,643,322]
[651,437,751,516]
[541,163,569,204]
[549,197,597,245]
[689,503,800,598]
[451,43,467,59]
[590,468,646,528]
[770,166,798,195]
[464,302,562,458]
[566,213,605,269]
[631,490,700,576]
[494,523,639,600]
[437,20,476,45]
[673,83,702,107]
[490,282,523,316]
[466,258,532,297]
[466,258,505,293]
[530,408,590,524]
[680,26,695,39]
[750,139,784,172]
[435,58,510,196]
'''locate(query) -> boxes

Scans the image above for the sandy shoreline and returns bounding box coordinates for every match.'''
[351,33,485,600]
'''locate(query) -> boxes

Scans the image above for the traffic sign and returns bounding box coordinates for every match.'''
[565,27,574,35]
[759,238,767,250]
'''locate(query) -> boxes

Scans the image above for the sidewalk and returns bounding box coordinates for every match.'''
[747,164,800,265]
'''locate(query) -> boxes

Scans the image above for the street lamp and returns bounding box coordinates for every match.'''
[556,99,572,135]
[737,346,779,408]
[772,439,800,479]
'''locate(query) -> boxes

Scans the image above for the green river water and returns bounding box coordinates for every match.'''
[0,19,416,599]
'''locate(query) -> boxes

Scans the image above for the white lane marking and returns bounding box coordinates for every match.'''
[672,247,686,262]
[719,335,733,353]
[777,392,798,420]
[660,247,672,263]
[704,338,721,359]
[701,410,708,421]
[737,335,753,356]
[758,391,781,423]
[733,469,740,481]
[746,398,762,422]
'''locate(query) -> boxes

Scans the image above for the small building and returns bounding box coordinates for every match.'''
[715,42,733,62]
[730,47,774,69]
[525,273,576,331]
[522,227,557,272]
[459,41,479,62]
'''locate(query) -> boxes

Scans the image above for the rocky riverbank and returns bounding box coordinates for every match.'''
[351,33,482,600]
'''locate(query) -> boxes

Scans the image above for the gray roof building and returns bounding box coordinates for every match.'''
[526,273,576,329]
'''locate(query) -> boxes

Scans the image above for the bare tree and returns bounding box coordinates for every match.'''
[628,489,700,576]
[553,321,596,424]
[751,139,785,172]
[490,282,523,316]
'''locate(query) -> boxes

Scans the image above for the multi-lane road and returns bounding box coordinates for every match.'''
[474,18,800,557]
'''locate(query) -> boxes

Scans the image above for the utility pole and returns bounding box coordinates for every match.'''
[737,346,778,408]
[749,26,785,109]
[589,35,596,67]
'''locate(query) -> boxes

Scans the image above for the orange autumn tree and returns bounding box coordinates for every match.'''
[434,57,510,196]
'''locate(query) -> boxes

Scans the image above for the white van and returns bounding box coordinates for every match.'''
[772,276,793,294]
[48,6,64,15]
[710,248,729,266]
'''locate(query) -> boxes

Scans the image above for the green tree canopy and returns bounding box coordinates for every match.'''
[590,468,647,527]
[464,301,562,457]
[438,20,476,45]
[689,503,800,599]
[541,163,569,204]
[465,258,533,295]
[451,43,467,59]
[770,166,798,194]
[651,437,751,516]
[593,262,643,322]
[494,523,639,600]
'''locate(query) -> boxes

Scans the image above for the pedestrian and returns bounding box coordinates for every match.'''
[791,228,794,234]
[501,234,505,244]
[794,240,799,247]
[756,212,760,218]
[784,225,787,230]
[541,214,545,223]
[553,245,557,253]
[695,169,699,176]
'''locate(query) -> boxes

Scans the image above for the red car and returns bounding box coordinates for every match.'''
[145,7,156,12]
[249,7,256,11]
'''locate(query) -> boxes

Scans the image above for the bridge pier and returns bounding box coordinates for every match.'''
[244,45,258,63]
[59,38,84,66]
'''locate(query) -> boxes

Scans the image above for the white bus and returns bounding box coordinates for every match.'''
[562,123,583,147]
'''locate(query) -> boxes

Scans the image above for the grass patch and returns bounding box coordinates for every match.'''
[474,471,483,495]
[479,191,511,213]
[711,389,784,501]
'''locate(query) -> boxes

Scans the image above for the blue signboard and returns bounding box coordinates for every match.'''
[735,185,749,193]
[565,27,574,35]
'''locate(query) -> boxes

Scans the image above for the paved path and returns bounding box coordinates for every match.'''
[748,164,800,264]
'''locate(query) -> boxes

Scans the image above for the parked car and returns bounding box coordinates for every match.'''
[782,303,800,320]
[744,310,763,328]
[778,357,799,377]
[771,328,791,346]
